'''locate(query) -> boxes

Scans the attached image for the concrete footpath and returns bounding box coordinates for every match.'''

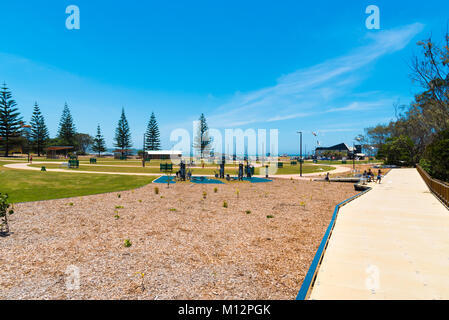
[309,168,449,300]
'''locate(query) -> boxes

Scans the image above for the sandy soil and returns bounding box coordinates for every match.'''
[0,179,357,300]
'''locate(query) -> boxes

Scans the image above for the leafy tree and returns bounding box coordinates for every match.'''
[145,112,161,151]
[92,124,107,157]
[57,103,76,146]
[193,113,211,159]
[74,133,94,155]
[114,108,132,157]
[0,83,22,156]
[422,129,449,181]
[29,102,49,156]
[379,135,415,166]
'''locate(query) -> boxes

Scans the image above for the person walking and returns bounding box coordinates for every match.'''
[376,169,382,184]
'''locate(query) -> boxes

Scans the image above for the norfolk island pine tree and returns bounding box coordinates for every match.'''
[193,113,212,159]
[57,103,77,146]
[145,112,161,151]
[30,102,49,156]
[92,124,107,157]
[114,108,132,158]
[0,83,22,157]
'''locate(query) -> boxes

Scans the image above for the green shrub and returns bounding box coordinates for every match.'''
[223,201,228,208]
[154,187,159,195]
[124,239,132,248]
[0,193,14,234]
[422,129,449,182]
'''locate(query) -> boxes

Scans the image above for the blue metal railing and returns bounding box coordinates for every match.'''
[296,187,372,300]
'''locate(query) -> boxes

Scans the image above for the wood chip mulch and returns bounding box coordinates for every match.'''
[0,179,357,300]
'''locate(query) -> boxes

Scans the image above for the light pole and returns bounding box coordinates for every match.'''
[353,137,362,171]
[142,133,146,168]
[297,131,303,177]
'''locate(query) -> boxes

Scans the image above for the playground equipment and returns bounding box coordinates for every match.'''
[178,161,187,181]
[245,162,254,178]
[238,163,244,181]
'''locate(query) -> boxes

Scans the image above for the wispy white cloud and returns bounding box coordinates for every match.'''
[208,23,424,128]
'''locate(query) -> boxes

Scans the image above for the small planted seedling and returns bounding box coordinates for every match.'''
[300,201,306,210]
[236,189,240,199]
[117,194,121,198]
[68,202,74,206]
[138,200,142,203]
[223,201,228,208]
[135,272,145,292]
[154,187,160,195]
[214,187,218,193]
[169,208,177,212]
[114,214,120,220]
[245,210,251,215]
[203,191,207,200]
[115,205,124,209]
[267,215,274,219]
[124,239,132,248]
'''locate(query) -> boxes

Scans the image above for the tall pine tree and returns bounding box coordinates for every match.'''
[193,113,212,159]
[114,108,132,157]
[30,102,49,156]
[145,112,161,151]
[57,103,76,146]
[92,124,107,157]
[0,83,22,157]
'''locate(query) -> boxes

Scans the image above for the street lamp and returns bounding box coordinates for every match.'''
[142,133,146,168]
[297,131,303,177]
[353,137,362,171]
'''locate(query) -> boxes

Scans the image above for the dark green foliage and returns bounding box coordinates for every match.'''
[92,124,107,157]
[422,130,449,181]
[74,133,94,155]
[379,135,415,166]
[193,113,212,158]
[0,193,14,234]
[30,102,49,156]
[114,108,132,156]
[145,112,161,151]
[0,83,22,156]
[57,103,77,146]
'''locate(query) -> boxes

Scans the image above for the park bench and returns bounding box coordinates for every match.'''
[68,160,79,169]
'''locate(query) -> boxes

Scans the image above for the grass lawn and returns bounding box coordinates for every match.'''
[257,164,335,175]
[29,163,335,175]
[0,165,156,203]
[29,163,239,175]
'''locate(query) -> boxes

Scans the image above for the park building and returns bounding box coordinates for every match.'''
[146,150,183,160]
[315,143,364,159]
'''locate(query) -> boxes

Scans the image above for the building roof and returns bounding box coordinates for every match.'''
[46,146,74,151]
[316,143,351,152]
[146,150,182,155]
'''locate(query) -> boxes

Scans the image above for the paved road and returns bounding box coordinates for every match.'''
[309,168,449,299]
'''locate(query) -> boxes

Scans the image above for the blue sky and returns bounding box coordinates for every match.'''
[0,1,448,154]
